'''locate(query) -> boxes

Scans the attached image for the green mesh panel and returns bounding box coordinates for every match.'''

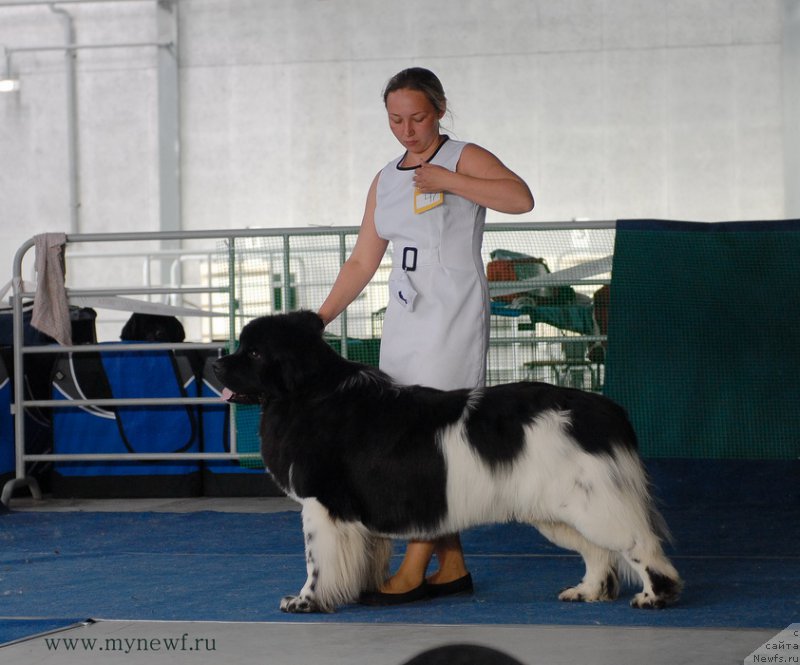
[604,220,800,459]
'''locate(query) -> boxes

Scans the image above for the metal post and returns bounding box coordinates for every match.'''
[227,237,237,342]
[339,232,348,360]
[226,237,238,456]
[281,235,291,313]
[1,241,41,505]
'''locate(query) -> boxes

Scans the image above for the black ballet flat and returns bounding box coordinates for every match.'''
[358,581,431,606]
[427,573,474,598]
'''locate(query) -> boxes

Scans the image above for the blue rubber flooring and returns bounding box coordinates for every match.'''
[1,498,797,647]
[2,459,798,645]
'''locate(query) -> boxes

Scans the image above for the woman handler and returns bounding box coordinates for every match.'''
[318,67,534,604]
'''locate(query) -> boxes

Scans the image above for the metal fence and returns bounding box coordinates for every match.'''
[1,221,614,504]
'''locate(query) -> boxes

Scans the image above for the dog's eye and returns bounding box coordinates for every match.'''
[247,349,262,360]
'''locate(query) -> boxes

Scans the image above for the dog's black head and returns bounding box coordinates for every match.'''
[213,310,330,403]
[121,313,185,343]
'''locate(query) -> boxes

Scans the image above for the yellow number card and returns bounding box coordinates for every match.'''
[413,189,444,214]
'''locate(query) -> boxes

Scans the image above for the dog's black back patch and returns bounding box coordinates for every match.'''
[463,385,531,469]
[565,390,638,455]
[464,382,638,467]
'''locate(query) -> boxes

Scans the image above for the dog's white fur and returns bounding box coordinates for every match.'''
[281,498,392,613]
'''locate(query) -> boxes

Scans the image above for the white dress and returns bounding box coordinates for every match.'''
[374,137,489,391]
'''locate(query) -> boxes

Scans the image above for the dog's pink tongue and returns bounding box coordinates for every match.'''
[221,388,235,402]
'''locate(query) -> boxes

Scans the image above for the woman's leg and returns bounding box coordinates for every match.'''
[428,533,469,585]
[379,534,469,593]
[379,539,434,593]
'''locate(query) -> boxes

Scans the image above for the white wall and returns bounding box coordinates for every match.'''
[0,0,789,284]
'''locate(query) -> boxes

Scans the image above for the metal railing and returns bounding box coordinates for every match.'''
[1,221,615,505]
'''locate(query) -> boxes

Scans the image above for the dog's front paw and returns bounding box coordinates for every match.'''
[630,591,666,610]
[558,582,612,603]
[559,571,620,603]
[280,594,324,613]
[558,585,590,602]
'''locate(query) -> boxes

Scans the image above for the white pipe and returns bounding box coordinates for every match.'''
[8,41,172,53]
[23,453,261,462]
[50,4,80,234]
[0,0,156,7]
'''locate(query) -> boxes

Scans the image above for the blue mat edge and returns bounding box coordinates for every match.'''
[0,619,92,648]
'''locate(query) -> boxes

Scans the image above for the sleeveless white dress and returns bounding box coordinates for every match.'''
[374,137,489,390]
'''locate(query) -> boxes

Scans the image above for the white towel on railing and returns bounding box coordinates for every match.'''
[30,232,72,346]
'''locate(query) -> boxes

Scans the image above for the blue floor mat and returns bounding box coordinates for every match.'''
[1,499,797,644]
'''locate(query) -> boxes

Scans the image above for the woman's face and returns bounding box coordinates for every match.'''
[385,88,444,159]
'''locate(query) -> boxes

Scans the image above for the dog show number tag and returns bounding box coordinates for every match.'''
[413,188,444,214]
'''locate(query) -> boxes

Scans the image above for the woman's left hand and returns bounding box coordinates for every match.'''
[413,162,452,193]
[412,144,534,214]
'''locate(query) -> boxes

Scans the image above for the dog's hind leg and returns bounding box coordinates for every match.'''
[560,501,682,608]
[280,498,382,613]
[560,506,683,609]
[558,503,683,608]
[534,521,620,603]
[547,448,683,608]
[618,540,683,609]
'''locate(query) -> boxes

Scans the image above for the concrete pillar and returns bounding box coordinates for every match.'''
[157,0,181,235]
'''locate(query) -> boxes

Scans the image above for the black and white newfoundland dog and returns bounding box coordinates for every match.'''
[214,311,682,613]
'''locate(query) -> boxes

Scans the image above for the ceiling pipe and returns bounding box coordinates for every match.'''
[0,0,156,7]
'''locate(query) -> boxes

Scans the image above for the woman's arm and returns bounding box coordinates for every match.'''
[318,173,389,326]
[413,143,534,214]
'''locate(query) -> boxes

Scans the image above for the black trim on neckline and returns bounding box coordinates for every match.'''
[396,135,450,171]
